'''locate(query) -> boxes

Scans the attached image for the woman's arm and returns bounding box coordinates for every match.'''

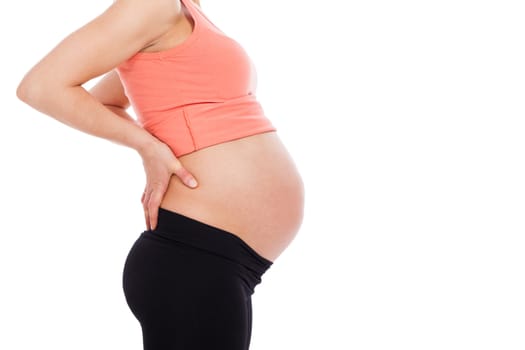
[89,69,137,125]
[89,70,130,110]
[16,0,199,230]
[15,0,177,154]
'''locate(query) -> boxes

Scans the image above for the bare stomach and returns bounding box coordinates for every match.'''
[158,131,304,262]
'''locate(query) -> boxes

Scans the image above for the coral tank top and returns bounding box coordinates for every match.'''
[115,0,276,157]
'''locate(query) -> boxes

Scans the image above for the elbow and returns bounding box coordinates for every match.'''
[16,79,31,103]
[16,75,43,105]
[17,74,63,107]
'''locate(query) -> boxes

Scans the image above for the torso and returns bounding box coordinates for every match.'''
[138,1,304,262]
[159,131,304,262]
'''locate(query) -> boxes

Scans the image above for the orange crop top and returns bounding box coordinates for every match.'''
[116,0,276,157]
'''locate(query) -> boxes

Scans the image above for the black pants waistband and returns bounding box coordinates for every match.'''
[146,207,273,278]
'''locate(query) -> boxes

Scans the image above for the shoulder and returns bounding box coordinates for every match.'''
[111,0,182,22]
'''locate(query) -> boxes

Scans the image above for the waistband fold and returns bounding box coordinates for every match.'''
[144,207,273,292]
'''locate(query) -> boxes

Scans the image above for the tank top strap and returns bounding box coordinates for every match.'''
[180,0,224,34]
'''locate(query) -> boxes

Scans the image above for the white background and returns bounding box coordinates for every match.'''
[1,0,525,349]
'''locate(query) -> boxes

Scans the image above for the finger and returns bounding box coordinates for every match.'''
[143,188,153,230]
[149,207,158,231]
[171,161,198,188]
[142,184,150,205]
[143,207,150,231]
[147,190,164,231]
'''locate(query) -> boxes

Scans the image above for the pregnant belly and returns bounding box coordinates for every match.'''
[158,131,305,262]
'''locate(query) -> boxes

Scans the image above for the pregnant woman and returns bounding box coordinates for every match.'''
[16,0,304,349]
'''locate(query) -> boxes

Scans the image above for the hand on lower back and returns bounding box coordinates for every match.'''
[139,140,198,230]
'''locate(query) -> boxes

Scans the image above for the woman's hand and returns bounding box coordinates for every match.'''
[138,140,198,231]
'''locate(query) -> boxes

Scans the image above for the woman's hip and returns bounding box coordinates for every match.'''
[122,207,273,306]
[121,207,274,349]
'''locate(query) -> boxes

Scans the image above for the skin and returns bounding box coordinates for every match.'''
[16,0,303,262]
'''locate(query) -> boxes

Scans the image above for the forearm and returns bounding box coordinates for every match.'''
[18,85,157,154]
[104,104,138,125]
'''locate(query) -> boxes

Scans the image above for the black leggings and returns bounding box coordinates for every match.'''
[122,207,273,350]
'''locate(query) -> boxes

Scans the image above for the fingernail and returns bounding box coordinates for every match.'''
[188,179,198,188]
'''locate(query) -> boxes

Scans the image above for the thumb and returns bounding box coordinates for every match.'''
[171,161,198,188]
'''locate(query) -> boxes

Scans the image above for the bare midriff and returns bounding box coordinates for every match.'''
[158,131,304,262]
